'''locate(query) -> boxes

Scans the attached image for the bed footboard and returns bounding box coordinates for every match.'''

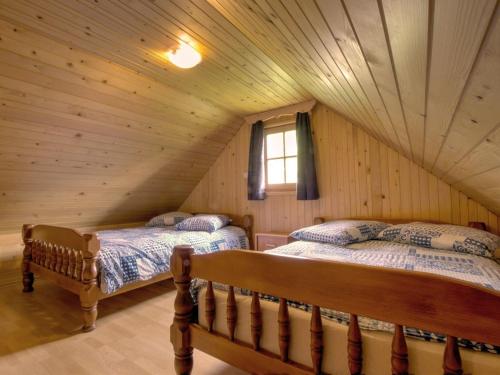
[22,224,100,331]
[170,246,500,375]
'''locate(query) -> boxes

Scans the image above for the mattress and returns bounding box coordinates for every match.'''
[96,225,249,294]
[197,288,500,375]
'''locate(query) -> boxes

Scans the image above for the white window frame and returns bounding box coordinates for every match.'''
[263,123,297,192]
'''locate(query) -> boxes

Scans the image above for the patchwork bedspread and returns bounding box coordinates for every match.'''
[192,240,500,354]
[97,226,249,294]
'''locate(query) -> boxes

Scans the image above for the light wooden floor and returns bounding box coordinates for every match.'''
[0,278,248,375]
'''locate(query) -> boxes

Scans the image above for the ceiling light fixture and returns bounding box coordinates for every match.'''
[166,42,202,69]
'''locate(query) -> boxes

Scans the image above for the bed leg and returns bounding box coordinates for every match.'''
[80,292,98,332]
[170,245,195,375]
[80,233,100,332]
[22,224,34,292]
[22,269,34,293]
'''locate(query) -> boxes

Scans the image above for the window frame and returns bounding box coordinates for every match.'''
[263,123,297,193]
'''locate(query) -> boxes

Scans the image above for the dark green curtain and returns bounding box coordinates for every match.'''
[247,120,266,200]
[296,112,319,200]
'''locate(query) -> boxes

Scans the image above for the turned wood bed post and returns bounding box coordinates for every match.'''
[22,224,35,292]
[242,214,254,248]
[79,233,100,332]
[170,245,195,375]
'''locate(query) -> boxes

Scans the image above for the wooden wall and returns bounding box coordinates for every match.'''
[0,17,243,234]
[181,104,500,235]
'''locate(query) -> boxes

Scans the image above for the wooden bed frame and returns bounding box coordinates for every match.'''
[21,214,253,332]
[170,218,500,375]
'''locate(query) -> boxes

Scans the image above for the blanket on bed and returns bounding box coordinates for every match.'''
[191,240,500,354]
[97,226,249,294]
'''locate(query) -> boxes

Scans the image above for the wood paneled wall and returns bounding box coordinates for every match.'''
[0,17,243,233]
[181,104,500,235]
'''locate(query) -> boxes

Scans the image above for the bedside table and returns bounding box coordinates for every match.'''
[255,232,292,251]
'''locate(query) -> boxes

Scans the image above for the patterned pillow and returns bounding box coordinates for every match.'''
[175,214,231,233]
[145,212,192,227]
[377,222,500,258]
[290,220,390,246]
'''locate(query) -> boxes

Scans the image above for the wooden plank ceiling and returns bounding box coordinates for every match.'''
[0,0,499,232]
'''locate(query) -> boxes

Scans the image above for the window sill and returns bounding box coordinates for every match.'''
[266,190,296,196]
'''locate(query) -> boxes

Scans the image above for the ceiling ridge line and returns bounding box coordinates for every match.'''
[305,0,395,148]
[420,0,435,168]
[338,0,403,153]
[245,0,359,123]
[280,0,386,138]
[376,0,415,164]
[272,0,382,136]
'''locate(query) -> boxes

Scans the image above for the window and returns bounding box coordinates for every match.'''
[264,125,297,191]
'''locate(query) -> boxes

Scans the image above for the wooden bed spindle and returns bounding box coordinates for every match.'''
[55,246,63,273]
[40,242,47,267]
[310,305,323,375]
[21,224,34,292]
[61,247,69,275]
[50,244,57,271]
[278,298,290,361]
[392,324,409,375]
[205,281,216,332]
[443,336,463,375]
[68,249,76,278]
[250,291,262,350]
[348,314,362,375]
[44,243,52,269]
[76,251,83,281]
[32,240,39,264]
[227,286,237,341]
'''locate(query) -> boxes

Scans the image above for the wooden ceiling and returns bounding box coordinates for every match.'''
[0,0,499,232]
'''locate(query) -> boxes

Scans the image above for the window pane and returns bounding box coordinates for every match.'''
[267,159,285,184]
[285,157,297,183]
[266,132,284,159]
[284,130,297,156]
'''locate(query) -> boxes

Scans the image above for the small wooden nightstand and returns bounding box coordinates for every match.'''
[255,232,291,251]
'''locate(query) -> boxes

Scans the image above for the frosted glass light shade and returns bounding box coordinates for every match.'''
[166,43,202,69]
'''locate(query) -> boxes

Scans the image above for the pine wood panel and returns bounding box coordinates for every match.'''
[0,16,244,233]
[1,0,499,234]
[181,104,500,235]
[208,0,500,216]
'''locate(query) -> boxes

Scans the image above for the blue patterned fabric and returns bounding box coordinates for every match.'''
[145,212,192,227]
[377,222,500,258]
[290,220,390,245]
[175,214,231,233]
[192,240,500,354]
[97,225,248,294]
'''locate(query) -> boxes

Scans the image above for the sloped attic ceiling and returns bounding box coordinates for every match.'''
[0,0,499,232]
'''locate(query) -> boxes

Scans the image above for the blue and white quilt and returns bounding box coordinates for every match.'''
[193,240,500,354]
[97,225,249,294]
